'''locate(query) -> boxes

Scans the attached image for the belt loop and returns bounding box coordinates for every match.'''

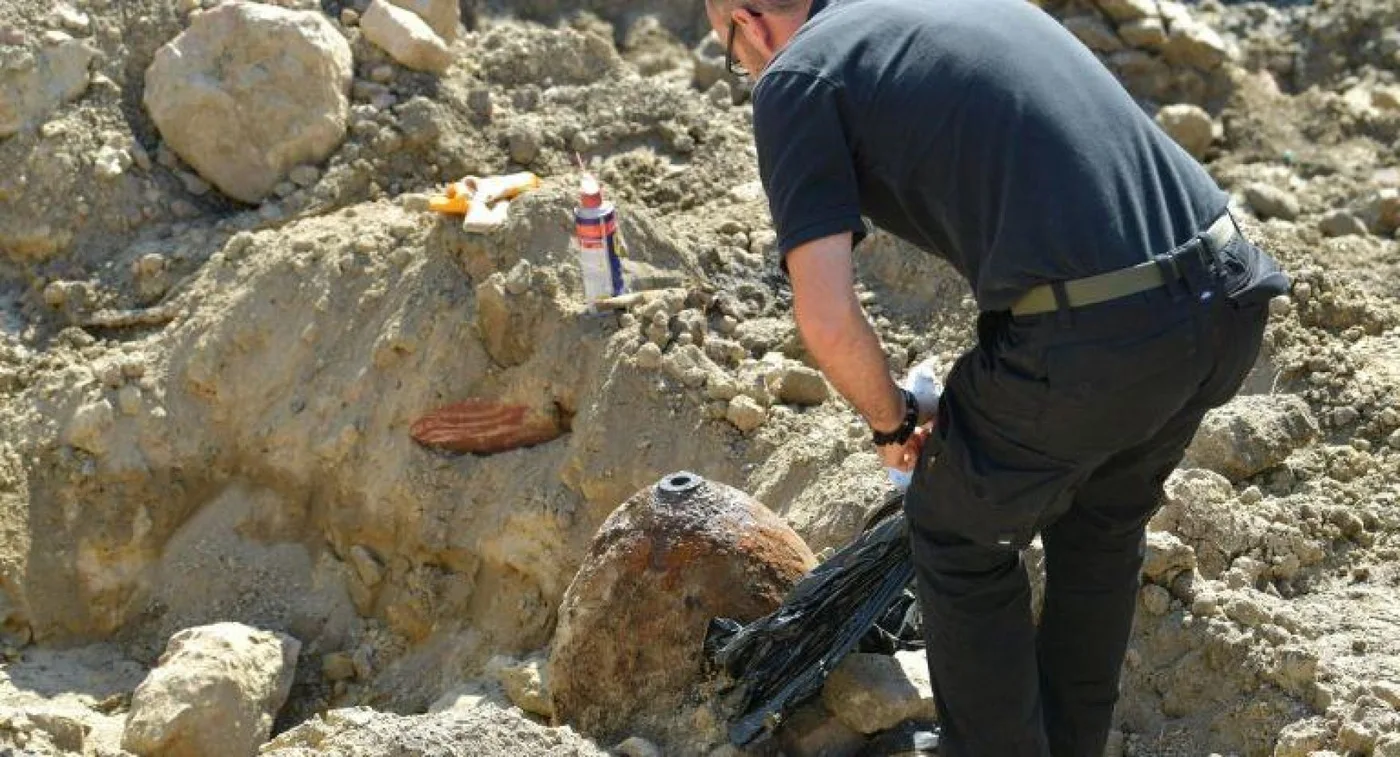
[1181,239,1215,303]
[1153,254,1186,302]
[1051,280,1073,328]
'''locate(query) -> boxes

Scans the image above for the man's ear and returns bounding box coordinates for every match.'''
[733,7,778,59]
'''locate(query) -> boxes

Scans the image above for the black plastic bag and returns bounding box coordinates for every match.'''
[704,493,919,746]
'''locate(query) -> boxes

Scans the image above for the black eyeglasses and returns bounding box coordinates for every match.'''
[725,10,761,78]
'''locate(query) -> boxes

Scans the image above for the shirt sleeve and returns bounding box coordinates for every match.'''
[752,70,868,272]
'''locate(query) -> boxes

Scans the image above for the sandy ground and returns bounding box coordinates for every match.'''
[0,0,1399,754]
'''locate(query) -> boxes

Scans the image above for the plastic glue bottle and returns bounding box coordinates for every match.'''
[887,357,943,491]
[574,172,626,307]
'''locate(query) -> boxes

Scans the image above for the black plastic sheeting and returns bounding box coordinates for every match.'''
[704,494,922,747]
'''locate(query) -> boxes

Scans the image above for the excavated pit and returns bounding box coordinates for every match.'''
[0,0,1399,755]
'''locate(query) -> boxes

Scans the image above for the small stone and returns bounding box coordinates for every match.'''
[1142,531,1196,582]
[768,364,830,406]
[322,652,356,681]
[1224,596,1271,627]
[27,711,86,752]
[134,252,166,278]
[288,165,320,187]
[492,654,552,718]
[1097,0,1158,22]
[99,362,125,389]
[662,345,711,388]
[94,145,133,179]
[361,0,453,74]
[117,385,142,416]
[1360,188,1400,235]
[1118,17,1167,49]
[179,171,211,196]
[42,281,68,308]
[708,80,733,108]
[467,88,493,118]
[635,342,664,370]
[1372,681,1400,709]
[1141,584,1172,615]
[53,4,91,33]
[1339,720,1377,753]
[614,736,662,757]
[1062,16,1123,53]
[348,545,383,587]
[130,141,152,171]
[1155,104,1216,161]
[340,8,360,26]
[66,399,115,455]
[1319,210,1368,238]
[1244,183,1300,221]
[386,0,460,42]
[508,127,541,165]
[350,646,373,681]
[370,64,395,83]
[726,395,767,433]
[1269,295,1292,318]
[1162,13,1233,70]
[1292,281,1312,303]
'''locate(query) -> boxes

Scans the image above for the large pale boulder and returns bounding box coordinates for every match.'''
[0,34,96,137]
[122,623,301,757]
[143,2,353,203]
[548,472,816,747]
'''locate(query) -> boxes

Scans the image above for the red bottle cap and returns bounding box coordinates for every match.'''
[580,174,603,209]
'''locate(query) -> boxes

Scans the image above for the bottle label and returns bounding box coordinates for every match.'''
[576,211,625,301]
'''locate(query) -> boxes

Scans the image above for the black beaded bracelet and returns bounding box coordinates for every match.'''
[871,388,919,447]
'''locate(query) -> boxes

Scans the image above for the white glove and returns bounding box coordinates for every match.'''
[886,357,943,491]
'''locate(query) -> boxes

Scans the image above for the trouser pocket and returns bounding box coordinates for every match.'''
[1214,236,1290,307]
[906,356,1081,551]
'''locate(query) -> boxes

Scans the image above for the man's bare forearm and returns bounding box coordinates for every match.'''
[786,234,904,432]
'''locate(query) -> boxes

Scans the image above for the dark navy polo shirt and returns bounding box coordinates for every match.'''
[753,0,1230,311]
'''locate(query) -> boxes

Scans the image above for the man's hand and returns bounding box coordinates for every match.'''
[878,424,931,473]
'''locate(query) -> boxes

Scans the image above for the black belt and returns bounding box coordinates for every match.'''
[1010,213,1237,316]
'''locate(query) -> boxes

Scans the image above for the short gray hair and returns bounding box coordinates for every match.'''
[710,0,809,16]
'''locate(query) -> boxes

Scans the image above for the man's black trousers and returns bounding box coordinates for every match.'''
[902,253,1271,756]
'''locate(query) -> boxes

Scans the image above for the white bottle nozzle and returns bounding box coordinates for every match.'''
[885,356,945,491]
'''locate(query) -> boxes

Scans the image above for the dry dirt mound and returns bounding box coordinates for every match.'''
[0,0,1398,755]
